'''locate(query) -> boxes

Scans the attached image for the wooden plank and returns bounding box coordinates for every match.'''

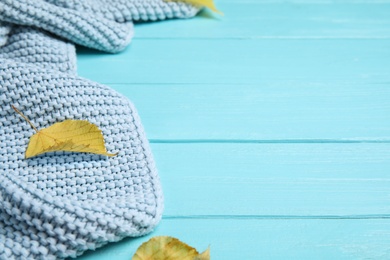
[150,143,390,216]
[108,82,390,140]
[134,3,390,39]
[76,218,390,259]
[222,0,390,3]
[77,39,390,85]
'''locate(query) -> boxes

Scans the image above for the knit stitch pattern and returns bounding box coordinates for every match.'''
[0,26,76,73]
[0,0,198,52]
[0,0,200,258]
[0,59,163,259]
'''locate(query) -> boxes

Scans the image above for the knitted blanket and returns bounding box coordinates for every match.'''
[0,1,199,259]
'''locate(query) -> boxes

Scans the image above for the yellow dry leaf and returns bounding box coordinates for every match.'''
[12,105,117,159]
[169,0,222,14]
[132,236,210,260]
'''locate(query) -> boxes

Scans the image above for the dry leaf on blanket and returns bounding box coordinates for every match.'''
[12,105,117,159]
[170,0,222,14]
[132,236,210,260]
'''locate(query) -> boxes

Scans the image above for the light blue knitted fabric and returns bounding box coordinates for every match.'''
[0,0,200,259]
[0,22,12,47]
[0,58,163,259]
[0,0,198,52]
[0,26,77,73]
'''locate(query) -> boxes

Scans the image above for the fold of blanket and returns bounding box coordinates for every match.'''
[0,60,163,259]
[0,22,12,47]
[0,26,77,73]
[0,1,200,259]
[0,0,198,52]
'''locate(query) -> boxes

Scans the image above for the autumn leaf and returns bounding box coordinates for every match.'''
[132,236,210,260]
[169,0,222,14]
[12,105,117,159]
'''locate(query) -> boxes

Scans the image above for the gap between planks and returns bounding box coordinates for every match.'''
[219,0,390,3]
[133,37,390,40]
[163,214,390,220]
[149,139,390,144]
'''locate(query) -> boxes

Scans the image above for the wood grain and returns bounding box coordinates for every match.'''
[74,0,390,259]
[76,218,390,260]
[77,39,390,85]
[134,3,390,39]
[109,83,390,140]
[151,143,390,216]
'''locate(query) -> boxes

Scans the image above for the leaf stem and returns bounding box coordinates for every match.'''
[11,105,39,132]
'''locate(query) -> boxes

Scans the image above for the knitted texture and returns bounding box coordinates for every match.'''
[0,26,76,73]
[0,0,200,258]
[0,59,163,259]
[0,0,198,52]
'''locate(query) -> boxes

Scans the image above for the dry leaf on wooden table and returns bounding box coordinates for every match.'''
[12,105,117,159]
[169,0,223,14]
[132,236,210,260]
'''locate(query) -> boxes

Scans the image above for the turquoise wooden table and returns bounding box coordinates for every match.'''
[75,0,390,259]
